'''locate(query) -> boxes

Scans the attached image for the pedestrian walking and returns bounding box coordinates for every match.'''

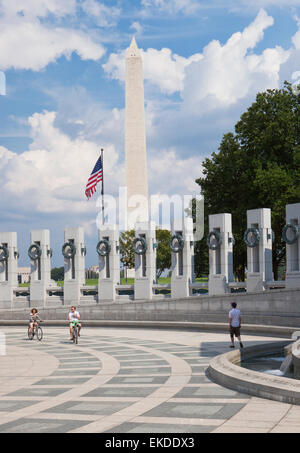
[229,302,243,348]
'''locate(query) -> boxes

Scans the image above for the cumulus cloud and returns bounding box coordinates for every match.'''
[0,0,105,71]
[182,9,290,109]
[292,17,300,49]
[103,46,202,94]
[0,110,122,214]
[103,10,289,103]
[0,101,204,223]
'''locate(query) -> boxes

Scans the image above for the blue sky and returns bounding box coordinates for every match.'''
[0,0,300,267]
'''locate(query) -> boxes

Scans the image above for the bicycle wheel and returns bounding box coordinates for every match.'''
[37,326,43,341]
[73,326,78,345]
[28,327,33,340]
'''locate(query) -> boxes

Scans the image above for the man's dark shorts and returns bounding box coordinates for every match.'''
[230,326,240,337]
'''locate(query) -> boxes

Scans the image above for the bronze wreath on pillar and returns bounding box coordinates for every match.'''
[96,239,111,257]
[132,237,147,255]
[62,241,76,259]
[282,223,299,245]
[28,244,42,260]
[170,234,184,253]
[0,244,9,262]
[244,228,260,248]
[206,231,222,250]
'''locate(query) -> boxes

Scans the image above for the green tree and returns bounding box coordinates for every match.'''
[196,82,300,280]
[119,228,172,280]
[184,198,209,278]
[51,266,64,281]
[156,229,171,279]
[119,230,135,279]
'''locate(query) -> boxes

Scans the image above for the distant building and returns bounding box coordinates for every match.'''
[86,265,99,279]
[18,267,31,284]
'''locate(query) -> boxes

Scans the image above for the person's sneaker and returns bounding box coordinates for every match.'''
[239,342,244,348]
[230,345,235,348]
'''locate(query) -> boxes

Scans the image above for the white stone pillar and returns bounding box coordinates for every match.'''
[134,221,156,300]
[29,229,54,307]
[0,232,18,308]
[245,208,273,292]
[208,213,234,296]
[284,203,300,289]
[98,224,120,301]
[63,227,86,306]
[171,218,194,299]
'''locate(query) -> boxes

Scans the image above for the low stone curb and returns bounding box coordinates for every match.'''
[207,341,300,405]
[0,320,298,338]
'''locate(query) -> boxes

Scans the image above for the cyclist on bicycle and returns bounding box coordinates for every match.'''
[68,306,81,341]
[29,308,42,336]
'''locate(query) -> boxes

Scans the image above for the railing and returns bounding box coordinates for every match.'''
[228,281,247,289]
[152,283,171,298]
[14,287,30,298]
[8,278,289,307]
[189,282,208,295]
[81,285,97,296]
[116,284,134,299]
[265,280,286,289]
[189,282,208,289]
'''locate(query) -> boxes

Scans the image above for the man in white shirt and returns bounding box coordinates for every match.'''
[68,306,81,341]
[229,302,243,348]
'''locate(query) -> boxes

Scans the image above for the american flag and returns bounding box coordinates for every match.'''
[85,155,103,199]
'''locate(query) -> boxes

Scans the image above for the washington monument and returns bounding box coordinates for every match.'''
[125,37,149,225]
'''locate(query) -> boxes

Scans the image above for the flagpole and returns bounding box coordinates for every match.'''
[101,148,104,225]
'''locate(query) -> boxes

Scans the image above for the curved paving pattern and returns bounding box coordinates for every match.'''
[0,327,298,433]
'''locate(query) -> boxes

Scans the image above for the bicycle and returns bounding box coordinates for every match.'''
[70,320,79,344]
[28,321,43,341]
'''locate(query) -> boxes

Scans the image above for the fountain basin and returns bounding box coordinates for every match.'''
[207,341,300,405]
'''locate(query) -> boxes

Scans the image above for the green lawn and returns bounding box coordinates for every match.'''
[19,276,208,287]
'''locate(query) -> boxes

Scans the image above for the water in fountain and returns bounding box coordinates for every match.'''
[241,353,294,378]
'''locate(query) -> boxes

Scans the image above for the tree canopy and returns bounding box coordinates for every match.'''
[119,228,171,279]
[51,266,64,281]
[196,82,300,280]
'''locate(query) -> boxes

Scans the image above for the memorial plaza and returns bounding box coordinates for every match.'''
[0,325,300,434]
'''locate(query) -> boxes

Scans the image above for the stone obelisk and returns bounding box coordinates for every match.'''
[125,37,149,227]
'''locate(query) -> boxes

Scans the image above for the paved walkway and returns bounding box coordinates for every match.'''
[0,326,299,433]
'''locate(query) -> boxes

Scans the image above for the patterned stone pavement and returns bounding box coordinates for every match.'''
[0,326,299,433]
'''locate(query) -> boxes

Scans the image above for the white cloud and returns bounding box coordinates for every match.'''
[101,8,293,176]
[81,0,121,27]
[0,108,202,243]
[0,0,77,18]
[177,0,300,13]
[182,9,290,108]
[130,21,143,35]
[149,149,202,195]
[0,70,5,95]
[143,49,202,94]
[292,20,300,49]
[0,0,106,71]
[0,110,123,214]
[104,10,289,103]
[103,46,202,94]
[141,0,200,15]
[228,0,300,11]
